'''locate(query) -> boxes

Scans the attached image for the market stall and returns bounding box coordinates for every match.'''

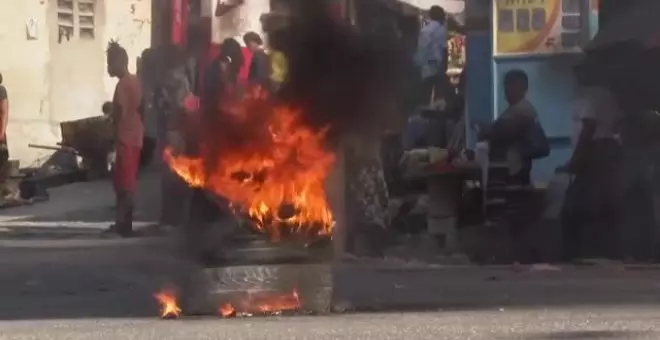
[465,0,599,182]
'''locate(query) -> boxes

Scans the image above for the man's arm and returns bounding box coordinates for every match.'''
[0,86,9,141]
[568,118,596,173]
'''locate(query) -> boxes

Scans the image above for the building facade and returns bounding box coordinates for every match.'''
[0,0,151,166]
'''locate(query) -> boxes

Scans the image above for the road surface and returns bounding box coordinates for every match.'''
[2,176,660,339]
[0,242,660,339]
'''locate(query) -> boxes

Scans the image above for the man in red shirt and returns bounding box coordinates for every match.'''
[105,41,143,237]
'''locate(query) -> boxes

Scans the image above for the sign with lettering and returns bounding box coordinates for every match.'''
[494,0,588,55]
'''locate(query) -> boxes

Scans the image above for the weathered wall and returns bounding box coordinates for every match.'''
[211,0,269,44]
[0,0,151,167]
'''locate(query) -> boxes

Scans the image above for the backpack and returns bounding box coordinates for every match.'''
[526,118,551,160]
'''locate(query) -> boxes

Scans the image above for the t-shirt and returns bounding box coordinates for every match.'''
[248,49,271,88]
[571,87,621,149]
[415,20,447,79]
[270,50,288,84]
[490,98,539,161]
[113,74,144,147]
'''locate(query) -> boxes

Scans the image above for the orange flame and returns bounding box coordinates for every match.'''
[219,303,236,318]
[219,288,301,317]
[252,288,301,313]
[164,87,336,241]
[154,289,182,319]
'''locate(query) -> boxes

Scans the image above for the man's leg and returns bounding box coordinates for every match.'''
[108,144,141,237]
[418,76,435,107]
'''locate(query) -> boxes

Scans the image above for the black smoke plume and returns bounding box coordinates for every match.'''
[275,1,406,144]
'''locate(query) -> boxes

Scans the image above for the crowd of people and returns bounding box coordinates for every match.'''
[100,27,280,237]
[0,2,638,262]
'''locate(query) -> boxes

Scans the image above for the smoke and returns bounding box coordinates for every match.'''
[187,2,407,163]
[276,5,407,143]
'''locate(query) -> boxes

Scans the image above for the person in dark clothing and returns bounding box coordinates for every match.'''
[0,73,8,188]
[481,70,548,186]
[0,73,8,167]
[243,31,271,89]
[201,38,244,115]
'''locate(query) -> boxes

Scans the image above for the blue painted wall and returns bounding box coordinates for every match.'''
[493,54,582,181]
[463,0,599,182]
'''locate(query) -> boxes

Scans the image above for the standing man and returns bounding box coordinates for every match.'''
[482,70,549,185]
[243,31,271,90]
[105,41,143,237]
[0,73,8,177]
[414,5,448,106]
[562,85,623,260]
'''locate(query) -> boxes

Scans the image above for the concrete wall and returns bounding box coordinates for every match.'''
[0,0,151,167]
[211,0,269,44]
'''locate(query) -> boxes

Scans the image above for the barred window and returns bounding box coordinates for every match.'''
[57,0,96,40]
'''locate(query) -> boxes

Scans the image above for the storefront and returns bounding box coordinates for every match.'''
[465,0,599,182]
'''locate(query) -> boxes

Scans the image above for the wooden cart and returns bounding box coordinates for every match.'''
[60,115,114,179]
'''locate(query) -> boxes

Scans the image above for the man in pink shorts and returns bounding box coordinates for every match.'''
[105,41,143,237]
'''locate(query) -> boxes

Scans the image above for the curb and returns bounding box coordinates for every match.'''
[0,235,172,249]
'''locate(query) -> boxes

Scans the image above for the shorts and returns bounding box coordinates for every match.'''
[113,143,142,193]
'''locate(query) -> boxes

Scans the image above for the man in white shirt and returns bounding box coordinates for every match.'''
[415,5,448,105]
[562,85,623,261]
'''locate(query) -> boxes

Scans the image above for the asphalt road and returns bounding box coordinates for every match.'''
[1,308,660,340]
[2,240,660,339]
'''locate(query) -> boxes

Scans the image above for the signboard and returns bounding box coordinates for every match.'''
[494,0,589,55]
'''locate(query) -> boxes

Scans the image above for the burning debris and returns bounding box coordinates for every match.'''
[155,286,302,319]
[219,288,301,318]
[164,87,336,242]
[154,289,182,319]
[157,1,403,319]
[219,303,237,318]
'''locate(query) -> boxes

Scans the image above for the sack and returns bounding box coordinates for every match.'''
[526,119,550,159]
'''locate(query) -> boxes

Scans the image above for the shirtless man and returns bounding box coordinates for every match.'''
[105,41,143,237]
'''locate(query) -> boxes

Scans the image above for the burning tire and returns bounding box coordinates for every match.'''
[177,190,334,316]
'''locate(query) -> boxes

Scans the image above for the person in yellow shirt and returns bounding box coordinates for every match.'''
[268,30,288,91]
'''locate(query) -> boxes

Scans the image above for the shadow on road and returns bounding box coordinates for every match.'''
[1,239,660,321]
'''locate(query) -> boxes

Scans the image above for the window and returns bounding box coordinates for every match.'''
[498,6,546,34]
[561,0,580,14]
[560,0,584,49]
[498,9,514,32]
[561,32,581,48]
[57,0,96,40]
[531,8,546,31]
[516,8,530,32]
[561,15,581,30]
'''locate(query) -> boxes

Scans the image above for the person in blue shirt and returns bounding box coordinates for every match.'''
[415,5,448,106]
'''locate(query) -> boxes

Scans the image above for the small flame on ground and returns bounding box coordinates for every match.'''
[154,289,182,319]
[219,303,236,318]
[219,289,301,318]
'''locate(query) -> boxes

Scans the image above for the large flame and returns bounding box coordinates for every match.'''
[164,87,336,241]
